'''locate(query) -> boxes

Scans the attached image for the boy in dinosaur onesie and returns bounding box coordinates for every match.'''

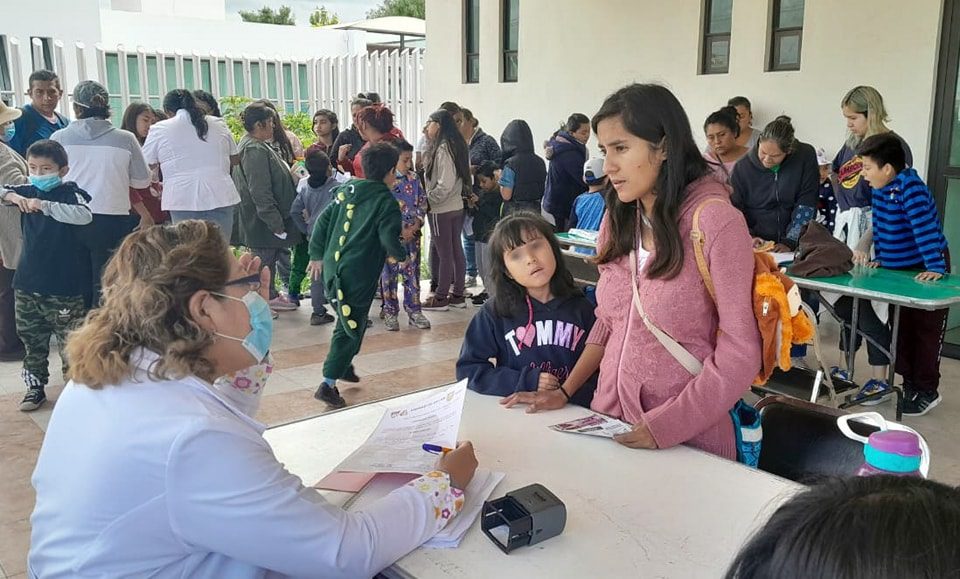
[308,142,407,408]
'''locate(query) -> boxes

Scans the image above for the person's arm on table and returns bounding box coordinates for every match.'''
[167,423,476,579]
[501,343,603,412]
[456,308,546,396]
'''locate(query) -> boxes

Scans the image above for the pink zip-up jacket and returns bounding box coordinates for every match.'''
[588,175,761,460]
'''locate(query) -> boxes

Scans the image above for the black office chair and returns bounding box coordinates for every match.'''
[755,395,879,484]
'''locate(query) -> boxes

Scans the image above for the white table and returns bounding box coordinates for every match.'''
[266,388,802,578]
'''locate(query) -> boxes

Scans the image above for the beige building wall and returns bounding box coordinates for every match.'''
[425,0,944,173]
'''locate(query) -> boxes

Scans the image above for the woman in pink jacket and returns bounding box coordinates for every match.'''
[504,84,760,460]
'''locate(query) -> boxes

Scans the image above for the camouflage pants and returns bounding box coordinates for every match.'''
[14,291,86,388]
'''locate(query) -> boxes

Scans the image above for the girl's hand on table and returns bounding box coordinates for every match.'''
[613,421,658,449]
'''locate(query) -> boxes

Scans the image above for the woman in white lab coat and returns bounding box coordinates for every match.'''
[28,219,477,579]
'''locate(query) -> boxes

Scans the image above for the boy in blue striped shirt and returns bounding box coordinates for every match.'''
[568,157,607,256]
[858,133,950,416]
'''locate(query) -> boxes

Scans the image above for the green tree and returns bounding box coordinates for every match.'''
[366,0,425,19]
[238,5,296,25]
[309,5,340,26]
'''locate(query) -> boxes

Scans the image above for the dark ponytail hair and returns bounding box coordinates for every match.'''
[256,99,295,164]
[163,89,208,141]
[704,105,741,138]
[191,90,221,117]
[758,115,797,154]
[488,212,581,317]
[565,113,590,133]
[591,83,710,280]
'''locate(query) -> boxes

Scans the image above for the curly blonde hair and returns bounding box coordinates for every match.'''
[66,221,232,387]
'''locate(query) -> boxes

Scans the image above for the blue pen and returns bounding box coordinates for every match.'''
[422,443,454,456]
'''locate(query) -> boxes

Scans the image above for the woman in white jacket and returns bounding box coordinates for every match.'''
[422,110,472,310]
[28,220,478,578]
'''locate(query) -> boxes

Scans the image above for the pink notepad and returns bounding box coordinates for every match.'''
[314,471,377,492]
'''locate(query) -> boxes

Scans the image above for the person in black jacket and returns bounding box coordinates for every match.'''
[543,113,590,232]
[331,96,372,174]
[499,119,547,216]
[730,116,818,252]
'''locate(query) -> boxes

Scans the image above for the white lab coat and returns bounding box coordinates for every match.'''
[29,349,460,578]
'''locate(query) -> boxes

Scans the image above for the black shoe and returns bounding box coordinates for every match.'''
[19,388,46,412]
[314,383,347,408]
[341,365,361,383]
[310,311,335,325]
[366,318,374,328]
[470,292,489,306]
[0,348,26,362]
[902,390,942,417]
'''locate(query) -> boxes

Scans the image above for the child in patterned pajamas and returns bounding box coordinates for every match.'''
[380,140,430,331]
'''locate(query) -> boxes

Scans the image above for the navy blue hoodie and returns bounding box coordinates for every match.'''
[456,295,597,407]
[543,131,587,220]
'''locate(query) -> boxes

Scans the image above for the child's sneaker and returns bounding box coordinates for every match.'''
[854,379,893,406]
[19,388,46,412]
[314,383,347,409]
[449,295,468,309]
[268,295,298,311]
[830,366,851,382]
[422,296,450,311]
[409,311,431,329]
[384,313,400,331]
[310,311,335,325]
[902,390,942,417]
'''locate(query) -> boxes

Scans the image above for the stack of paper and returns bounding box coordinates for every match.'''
[346,468,505,549]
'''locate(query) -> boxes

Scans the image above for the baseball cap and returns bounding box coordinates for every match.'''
[73,80,109,109]
[583,157,606,185]
[815,147,830,166]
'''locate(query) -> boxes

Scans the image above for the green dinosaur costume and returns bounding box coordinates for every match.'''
[310,178,406,380]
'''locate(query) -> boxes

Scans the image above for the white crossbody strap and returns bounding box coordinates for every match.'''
[629,249,703,376]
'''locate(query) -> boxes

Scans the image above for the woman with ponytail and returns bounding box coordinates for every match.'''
[142,89,241,241]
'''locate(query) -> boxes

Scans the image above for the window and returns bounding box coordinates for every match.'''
[0,36,13,104]
[464,0,479,83]
[502,0,518,82]
[701,0,732,74]
[30,37,54,71]
[769,0,804,71]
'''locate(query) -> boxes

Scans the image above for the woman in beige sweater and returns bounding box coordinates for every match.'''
[0,102,27,360]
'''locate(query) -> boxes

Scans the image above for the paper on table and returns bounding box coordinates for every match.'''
[549,413,633,438]
[346,468,506,549]
[770,251,795,265]
[335,380,468,474]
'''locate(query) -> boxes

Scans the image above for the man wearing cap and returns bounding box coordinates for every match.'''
[8,70,69,157]
[0,101,28,360]
[50,80,152,308]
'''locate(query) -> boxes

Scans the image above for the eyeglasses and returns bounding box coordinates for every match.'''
[223,273,262,293]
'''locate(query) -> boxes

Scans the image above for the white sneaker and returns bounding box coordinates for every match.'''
[409,311,431,329]
[384,313,400,331]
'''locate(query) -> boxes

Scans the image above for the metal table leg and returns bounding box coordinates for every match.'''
[888,305,903,420]
[847,297,860,379]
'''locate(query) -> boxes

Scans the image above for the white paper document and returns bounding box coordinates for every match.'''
[335,380,468,474]
[549,413,633,438]
[347,468,506,549]
[770,251,795,265]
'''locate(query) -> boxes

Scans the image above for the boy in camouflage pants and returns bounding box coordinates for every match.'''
[1,140,92,411]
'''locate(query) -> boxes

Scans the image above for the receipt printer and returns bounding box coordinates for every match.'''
[481,484,566,553]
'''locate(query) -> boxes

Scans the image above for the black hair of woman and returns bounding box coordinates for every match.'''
[565,113,590,133]
[591,83,710,279]
[163,89,208,141]
[487,211,582,318]
[121,102,154,145]
[704,106,741,138]
[191,90,222,117]
[758,115,797,154]
[725,476,960,579]
[424,109,470,186]
[254,98,295,163]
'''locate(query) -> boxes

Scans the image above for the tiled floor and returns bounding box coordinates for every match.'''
[1,296,959,577]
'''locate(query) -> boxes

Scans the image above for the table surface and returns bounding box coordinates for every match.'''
[265,388,802,578]
[788,267,960,310]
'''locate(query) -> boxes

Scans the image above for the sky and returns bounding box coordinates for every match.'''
[224,0,381,24]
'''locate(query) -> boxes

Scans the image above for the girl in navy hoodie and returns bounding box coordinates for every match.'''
[456,212,597,408]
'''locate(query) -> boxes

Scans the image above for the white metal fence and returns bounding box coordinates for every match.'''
[0,36,425,140]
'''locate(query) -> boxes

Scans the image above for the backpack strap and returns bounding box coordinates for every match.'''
[690,197,729,307]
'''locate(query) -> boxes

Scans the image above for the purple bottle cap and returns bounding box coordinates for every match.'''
[867,430,922,457]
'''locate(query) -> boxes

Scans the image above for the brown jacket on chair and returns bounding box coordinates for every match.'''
[788,221,853,278]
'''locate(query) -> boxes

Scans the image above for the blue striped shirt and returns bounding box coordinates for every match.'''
[872,168,948,273]
[570,191,606,256]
